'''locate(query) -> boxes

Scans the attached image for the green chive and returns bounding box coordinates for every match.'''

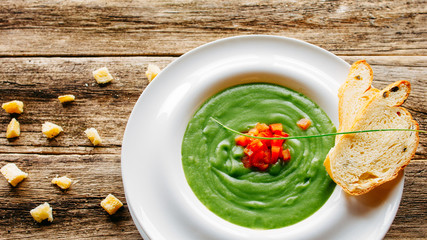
[210,117,425,140]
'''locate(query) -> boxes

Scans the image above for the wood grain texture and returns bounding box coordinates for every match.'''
[1,1,426,238]
[0,57,174,155]
[0,156,425,239]
[0,154,139,239]
[1,56,425,156]
[1,0,426,56]
[0,56,426,239]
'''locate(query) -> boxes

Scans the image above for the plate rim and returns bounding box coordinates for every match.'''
[121,35,403,240]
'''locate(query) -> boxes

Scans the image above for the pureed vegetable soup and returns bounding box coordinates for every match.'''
[182,83,336,229]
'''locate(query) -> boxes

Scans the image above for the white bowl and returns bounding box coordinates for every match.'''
[121,35,403,240]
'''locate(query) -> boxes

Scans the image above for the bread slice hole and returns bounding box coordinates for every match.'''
[390,86,399,92]
[359,172,378,181]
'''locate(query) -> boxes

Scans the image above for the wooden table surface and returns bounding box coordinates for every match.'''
[0,1,425,239]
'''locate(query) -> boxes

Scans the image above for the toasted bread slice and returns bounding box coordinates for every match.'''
[324,60,379,180]
[326,80,419,195]
[337,60,379,135]
[325,60,379,179]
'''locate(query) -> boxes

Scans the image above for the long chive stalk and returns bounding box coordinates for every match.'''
[210,117,425,140]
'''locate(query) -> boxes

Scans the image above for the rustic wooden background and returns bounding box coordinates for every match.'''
[0,0,425,239]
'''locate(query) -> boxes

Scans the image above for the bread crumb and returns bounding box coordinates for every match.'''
[101,194,123,215]
[52,176,72,190]
[145,64,161,82]
[42,122,63,139]
[1,163,28,187]
[84,128,102,146]
[30,202,53,223]
[58,95,75,103]
[93,67,114,84]
[2,100,24,114]
[6,118,20,138]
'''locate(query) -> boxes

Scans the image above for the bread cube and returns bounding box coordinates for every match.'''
[42,122,63,138]
[101,194,123,215]
[84,128,102,146]
[58,95,75,103]
[145,64,161,82]
[2,100,24,114]
[93,67,114,84]
[1,163,28,187]
[30,202,53,223]
[6,118,20,138]
[52,176,72,190]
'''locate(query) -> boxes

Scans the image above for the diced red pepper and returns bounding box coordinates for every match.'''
[256,123,270,132]
[297,118,311,130]
[235,122,292,171]
[257,163,269,171]
[269,123,283,134]
[244,147,254,157]
[235,135,250,146]
[247,139,266,153]
[262,149,272,164]
[241,156,251,168]
[252,151,269,171]
[271,134,285,147]
[248,128,259,136]
[275,131,289,138]
[271,145,281,163]
[257,131,272,146]
[281,149,291,161]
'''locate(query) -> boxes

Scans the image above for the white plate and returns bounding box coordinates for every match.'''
[121,35,403,240]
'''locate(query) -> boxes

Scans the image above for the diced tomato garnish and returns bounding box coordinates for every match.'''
[275,131,289,138]
[235,135,250,146]
[297,118,311,130]
[235,122,292,171]
[271,134,284,147]
[269,123,283,134]
[257,131,273,138]
[241,156,251,168]
[256,123,270,132]
[281,149,291,161]
[252,152,269,171]
[257,131,272,146]
[257,163,269,171]
[247,139,266,153]
[248,128,259,136]
[271,145,281,163]
[244,147,254,157]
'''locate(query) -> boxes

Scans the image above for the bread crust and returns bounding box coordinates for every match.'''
[337,60,379,138]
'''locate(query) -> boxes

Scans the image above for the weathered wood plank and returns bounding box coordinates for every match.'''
[1,56,425,156]
[0,0,426,56]
[0,154,141,239]
[0,155,425,239]
[385,160,427,239]
[0,56,425,239]
[0,57,174,155]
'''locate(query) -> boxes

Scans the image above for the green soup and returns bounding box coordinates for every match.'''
[181,83,336,229]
